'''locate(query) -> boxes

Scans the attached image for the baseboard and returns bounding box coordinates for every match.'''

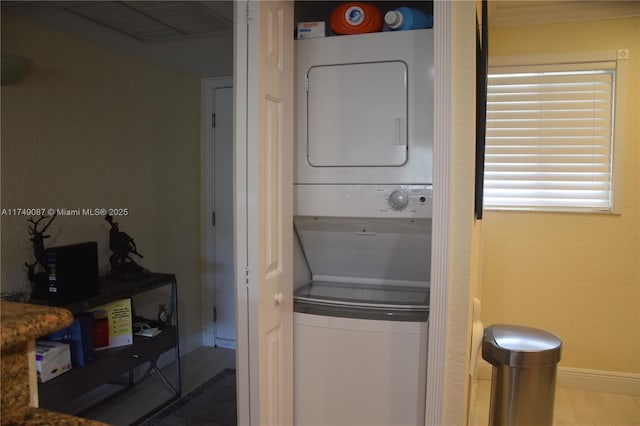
[476,361,640,396]
[213,338,236,350]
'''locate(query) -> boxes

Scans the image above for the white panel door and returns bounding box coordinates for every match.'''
[307,61,408,167]
[237,1,294,425]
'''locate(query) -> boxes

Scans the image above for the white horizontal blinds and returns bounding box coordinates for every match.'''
[484,63,616,211]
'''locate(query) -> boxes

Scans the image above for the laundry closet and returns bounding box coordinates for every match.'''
[292,2,435,425]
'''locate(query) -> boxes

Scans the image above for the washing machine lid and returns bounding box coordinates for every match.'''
[294,216,431,283]
[306,61,408,167]
[294,280,429,310]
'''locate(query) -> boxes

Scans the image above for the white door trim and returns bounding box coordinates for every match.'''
[234,2,251,424]
[201,76,233,347]
[425,2,451,425]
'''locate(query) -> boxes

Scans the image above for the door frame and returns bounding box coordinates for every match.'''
[233,1,458,424]
[425,1,449,424]
[201,76,233,347]
[233,2,251,424]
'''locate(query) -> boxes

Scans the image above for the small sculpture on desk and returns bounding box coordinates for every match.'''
[157,304,170,326]
[105,215,149,280]
[24,213,57,299]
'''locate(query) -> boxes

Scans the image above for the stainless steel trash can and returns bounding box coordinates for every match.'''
[482,324,562,426]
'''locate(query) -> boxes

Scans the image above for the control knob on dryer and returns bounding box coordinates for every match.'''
[389,190,409,210]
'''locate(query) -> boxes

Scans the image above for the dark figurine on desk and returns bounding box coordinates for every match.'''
[105,214,149,280]
[25,213,57,298]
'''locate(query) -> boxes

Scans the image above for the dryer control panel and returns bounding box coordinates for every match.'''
[295,184,433,218]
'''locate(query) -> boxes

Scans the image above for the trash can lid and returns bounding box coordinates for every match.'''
[482,324,562,367]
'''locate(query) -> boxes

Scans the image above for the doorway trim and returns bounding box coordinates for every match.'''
[425,2,451,425]
[201,76,233,347]
[233,1,456,423]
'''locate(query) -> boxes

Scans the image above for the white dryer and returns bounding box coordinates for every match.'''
[295,29,434,185]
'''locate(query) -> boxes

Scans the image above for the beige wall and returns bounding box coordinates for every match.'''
[1,13,204,354]
[482,17,640,373]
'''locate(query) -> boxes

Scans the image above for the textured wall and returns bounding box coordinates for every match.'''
[482,17,640,373]
[1,13,204,354]
[442,2,478,425]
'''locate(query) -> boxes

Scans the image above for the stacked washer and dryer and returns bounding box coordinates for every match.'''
[293,29,434,426]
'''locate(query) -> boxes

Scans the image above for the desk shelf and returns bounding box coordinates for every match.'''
[34,273,181,423]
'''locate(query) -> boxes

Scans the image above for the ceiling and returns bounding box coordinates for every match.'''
[488,1,640,27]
[1,1,234,77]
[1,1,233,41]
[2,1,639,76]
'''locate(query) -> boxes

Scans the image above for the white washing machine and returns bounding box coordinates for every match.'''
[295,29,434,186]
[294,312,428,426]
[293,203,431,425]
[293,29,434,426]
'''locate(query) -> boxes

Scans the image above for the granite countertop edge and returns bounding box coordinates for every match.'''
[0,301,111,425]
[0,301,74,349]
[1,406,109,426]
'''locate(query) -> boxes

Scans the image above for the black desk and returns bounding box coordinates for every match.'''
[34,273,181,424]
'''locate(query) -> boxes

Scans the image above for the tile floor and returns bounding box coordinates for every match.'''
[470,379,640,426]
[66,348,640,426]
[81,346,235,425]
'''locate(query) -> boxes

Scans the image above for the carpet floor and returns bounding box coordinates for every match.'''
[140,369,236,426]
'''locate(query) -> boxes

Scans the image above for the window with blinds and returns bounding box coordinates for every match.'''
[484,62,616,212]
